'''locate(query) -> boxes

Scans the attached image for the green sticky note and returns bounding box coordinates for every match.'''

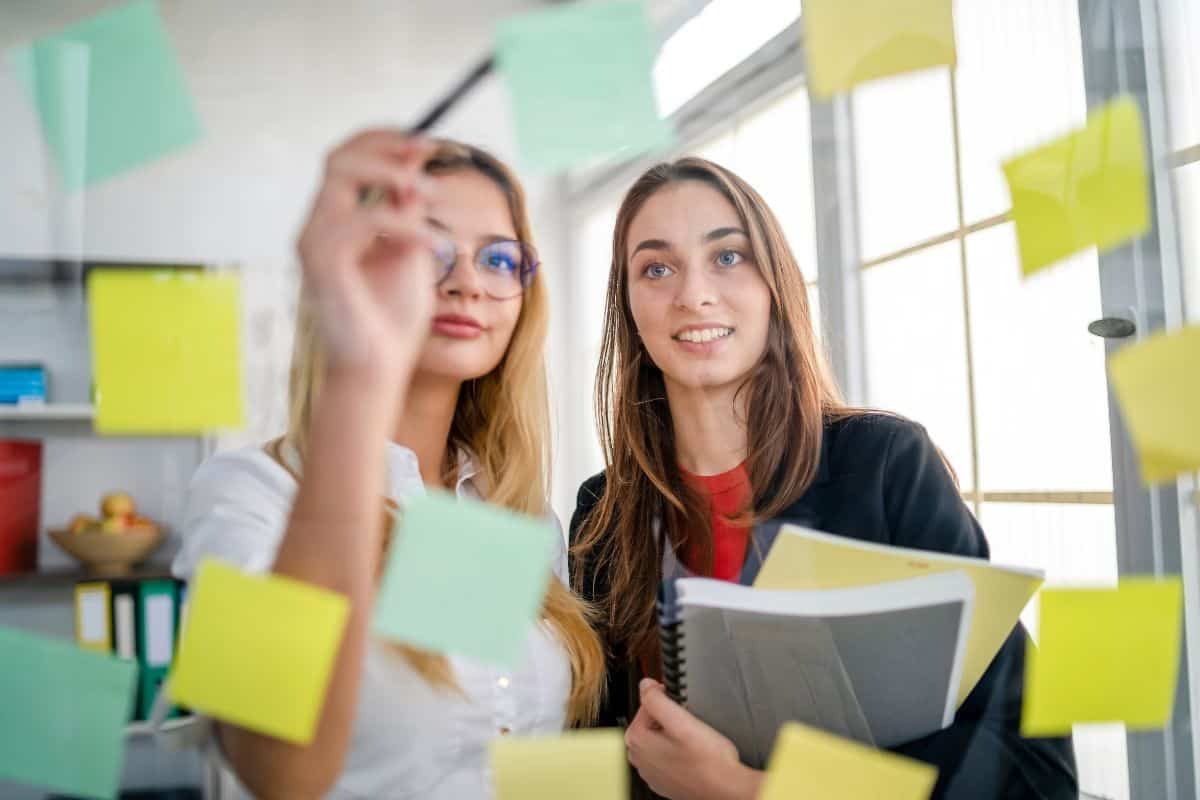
[1021,578,1183,736]
[88,269,245,434]
[803,0,957,99]
[372,490,556,667]
[1002,96,1150,277]
[1108,325,1200,484]
[11,0,202,189]
[169,560,350,745]
[0,625,137,799]
[496,0,672,173]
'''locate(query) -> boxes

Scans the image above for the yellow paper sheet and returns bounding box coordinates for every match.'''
[754,525,1043,707]
[760,722,937,800]
[168,559,349,745]
[1021,578,1183,737]
[1108,325,1200,484]
[803,0,957,99]
[490,729,627,800]
[88,268,244,434]
[1002,96,1149,277]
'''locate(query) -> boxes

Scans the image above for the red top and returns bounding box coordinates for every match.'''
[681,461,752,581]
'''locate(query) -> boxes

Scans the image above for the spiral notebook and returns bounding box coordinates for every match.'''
[658,572,974,768]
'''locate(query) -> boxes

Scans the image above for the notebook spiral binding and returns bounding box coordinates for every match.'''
[657,580,687,704]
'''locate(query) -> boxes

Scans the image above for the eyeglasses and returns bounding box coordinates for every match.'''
[431,237,538,300]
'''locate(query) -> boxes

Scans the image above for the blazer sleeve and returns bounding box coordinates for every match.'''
[880,421,1078,800]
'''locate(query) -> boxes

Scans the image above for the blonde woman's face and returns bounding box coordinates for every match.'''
[625,180,772,393]
[416,169,525,380]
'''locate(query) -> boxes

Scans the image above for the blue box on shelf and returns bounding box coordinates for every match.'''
[0,364,48,405]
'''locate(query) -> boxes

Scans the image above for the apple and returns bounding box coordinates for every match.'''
[100,516,128,534]
[100,492,136,518]
[129,515,158,532]
[68,514,100,535]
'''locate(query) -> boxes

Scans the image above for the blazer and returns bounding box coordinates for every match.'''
[569,412,1078,799]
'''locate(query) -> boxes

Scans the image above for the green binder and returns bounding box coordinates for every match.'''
[135,579,177,720]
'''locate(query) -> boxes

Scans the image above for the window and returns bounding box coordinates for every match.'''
[853,1,1124,796]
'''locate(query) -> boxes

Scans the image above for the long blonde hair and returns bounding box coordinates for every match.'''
[572,157,859,666]
[284,140,604,726]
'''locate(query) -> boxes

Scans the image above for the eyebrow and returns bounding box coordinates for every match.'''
[426,217,515,244]
[630,226,748,257]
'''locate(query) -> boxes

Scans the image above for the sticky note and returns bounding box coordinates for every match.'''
[1021,578,1183,736]
[372,490,556,667]
[10,0,202,189]
[168,559,350,744]
[802,0,957,99]
[1003,96,1149,276]
[88,268,244,434]
[1108,326,1200,484]
[496,0,672,173]
[491,729,627,800]
[759,722,938,800]
[0,625,137,799]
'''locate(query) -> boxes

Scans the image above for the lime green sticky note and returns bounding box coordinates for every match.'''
[1108,326,1200,484]
[491,729,628,800]
[88,268,244,434]
[168,559,350,745]
[10,0,202,189]
[1021,579,1183,737]
[1002,96,1150,277]
[372,490,556,667]
[496,0,672,173]
[0,625,137,799]
[759,722,937,800]
[802,0,957,99]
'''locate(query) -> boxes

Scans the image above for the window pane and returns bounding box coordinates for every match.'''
[862,242,974,489]
[1160,0,1200,151]
[1177,163,1200,325]
[954,0,1088,223]
[852,69,958,261]
[733,88,819,281]
[966,224,1112,492]
[978,501,1126,800]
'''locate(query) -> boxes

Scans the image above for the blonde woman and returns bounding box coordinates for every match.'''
[173,132,604,800]
[570,158,1077,799]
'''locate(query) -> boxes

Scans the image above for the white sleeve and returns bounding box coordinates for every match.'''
[171,448,294,581]
[546,509,569,586]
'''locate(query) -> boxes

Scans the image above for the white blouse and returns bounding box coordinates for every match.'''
[171,441,573,799]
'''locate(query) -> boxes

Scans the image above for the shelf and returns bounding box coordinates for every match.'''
[0,403,94,421]
[0,564,175,587]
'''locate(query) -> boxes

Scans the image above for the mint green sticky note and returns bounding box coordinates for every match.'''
[496,0,673,173]
[0,625,137,799]
[372,491,557,667]
[11,0,202,189]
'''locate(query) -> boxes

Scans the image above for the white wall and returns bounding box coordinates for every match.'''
[0,0,589,520]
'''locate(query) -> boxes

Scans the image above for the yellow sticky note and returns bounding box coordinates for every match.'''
[760,722,938,800]
[490,729,627,800]
[168,559,350,744]
[1108,325,1200,484]
[1002,96,1150,277]
[1021,578,1183,737]
[88,268,244,434]
[803,0,957,99]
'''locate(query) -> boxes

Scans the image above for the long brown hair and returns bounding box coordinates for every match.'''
[571,157,856,665]
[286,140,604,726]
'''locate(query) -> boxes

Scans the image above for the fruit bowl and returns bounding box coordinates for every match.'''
[49,526,163,576]
[50,492,164,576]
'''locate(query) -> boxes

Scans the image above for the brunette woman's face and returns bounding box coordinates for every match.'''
[625,180,772,394]
[415,169,525,381]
